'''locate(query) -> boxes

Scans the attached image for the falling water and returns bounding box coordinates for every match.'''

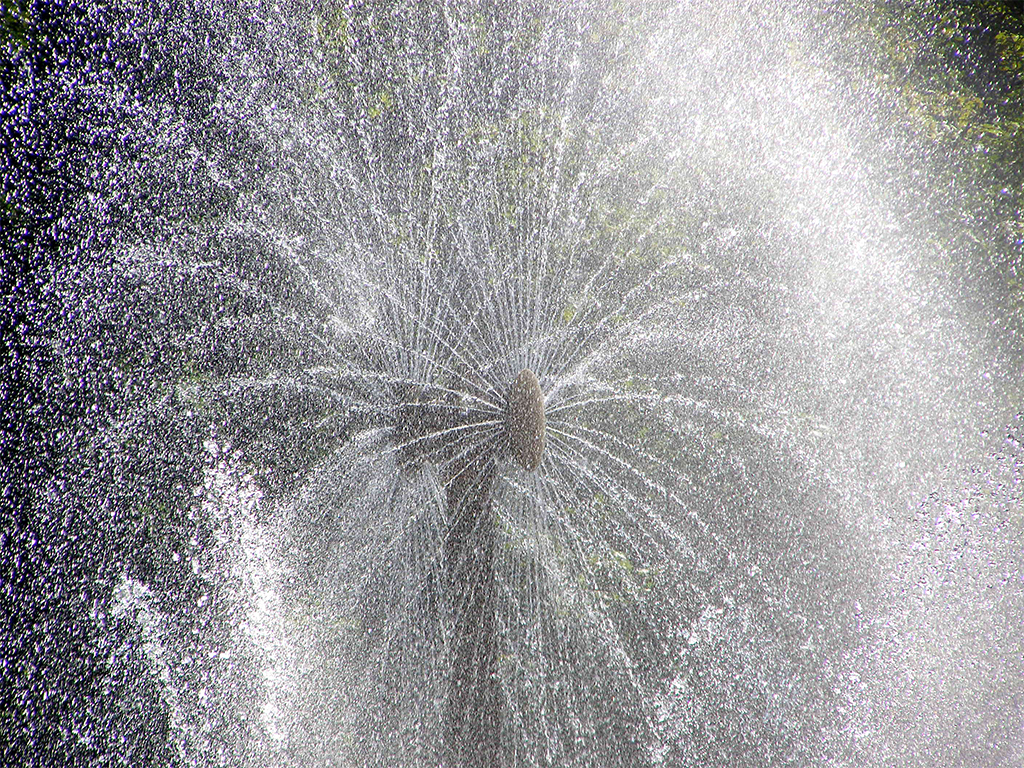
[8,1,1023,766]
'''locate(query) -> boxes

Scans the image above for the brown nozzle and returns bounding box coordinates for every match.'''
[505,369,545,471]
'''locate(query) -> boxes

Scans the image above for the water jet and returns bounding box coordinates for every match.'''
[11,2,1024,767]
[400,368,545,766]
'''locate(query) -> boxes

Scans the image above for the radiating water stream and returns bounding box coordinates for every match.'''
[10,1,1023,766]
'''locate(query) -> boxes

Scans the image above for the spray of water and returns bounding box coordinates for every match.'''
[9,1,1023,767]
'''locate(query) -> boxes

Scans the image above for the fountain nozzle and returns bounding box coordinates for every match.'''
[505,369,546,471]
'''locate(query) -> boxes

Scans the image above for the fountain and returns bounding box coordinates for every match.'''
[7,1,1024,767]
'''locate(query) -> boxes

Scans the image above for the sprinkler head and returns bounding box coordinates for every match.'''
[505,369,546,471]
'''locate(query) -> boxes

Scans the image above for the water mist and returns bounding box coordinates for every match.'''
[7,2,1023,768]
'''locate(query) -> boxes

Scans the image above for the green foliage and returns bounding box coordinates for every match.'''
[829,1,1024,383]
[0,0,30,53]
[858,2,1024,169]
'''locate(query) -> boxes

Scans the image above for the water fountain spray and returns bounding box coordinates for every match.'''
[429,369,545,767]
[12,2,1024,767]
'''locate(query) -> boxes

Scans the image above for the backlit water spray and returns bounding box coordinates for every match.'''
[7,1,1023,767]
